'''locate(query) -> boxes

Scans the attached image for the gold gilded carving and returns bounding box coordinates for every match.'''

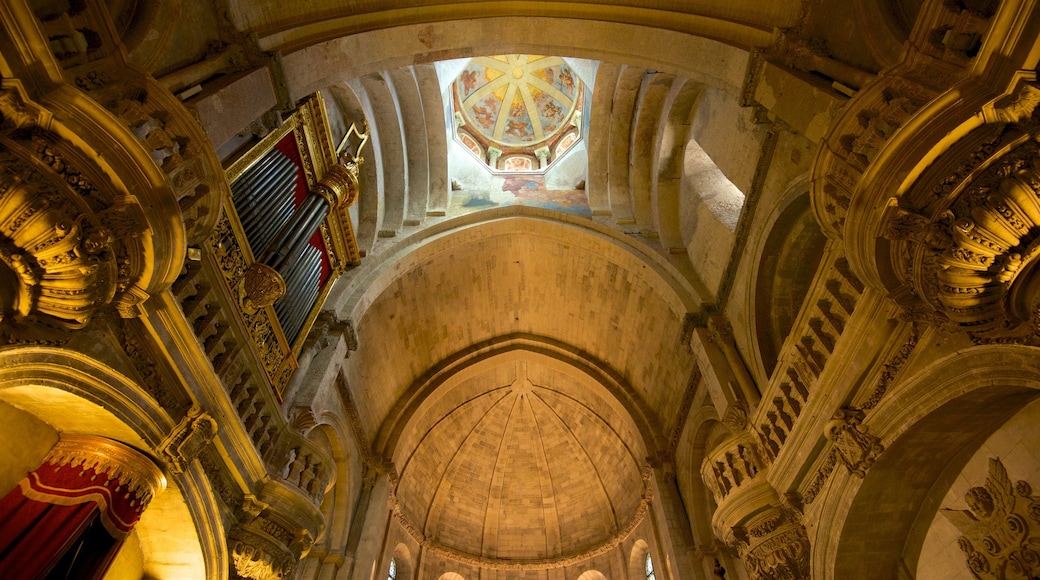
[942,457,1040,579]
[239,262,286,315]
[209,210,294,393]
[47,433,167,505]
[313,159,360,210]
[158,404,218,474]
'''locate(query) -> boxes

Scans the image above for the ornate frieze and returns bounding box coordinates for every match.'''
[942,457,1040,579]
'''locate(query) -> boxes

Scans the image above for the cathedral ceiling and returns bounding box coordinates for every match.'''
[392,352,646,562]
[228,1,798,55]
[334,212,700,451]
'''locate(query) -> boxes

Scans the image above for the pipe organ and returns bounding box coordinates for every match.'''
[224,94,362,369]
[231,146,328,344]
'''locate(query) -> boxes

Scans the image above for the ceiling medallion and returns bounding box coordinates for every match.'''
[452,55,584,171]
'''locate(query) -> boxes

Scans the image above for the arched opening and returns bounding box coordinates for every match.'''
[831,346,1040,579]
[915,396,1040,578]
[0,388,208,579]
[0,349,223,580]
[753,193,828,378]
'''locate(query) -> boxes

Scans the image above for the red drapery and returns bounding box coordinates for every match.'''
[0,435,165,579]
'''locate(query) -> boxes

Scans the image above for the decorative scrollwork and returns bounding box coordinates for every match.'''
[943,457,1040,579]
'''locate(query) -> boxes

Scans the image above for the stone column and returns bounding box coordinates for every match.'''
[534,145,551,169]
[487,146,502,169]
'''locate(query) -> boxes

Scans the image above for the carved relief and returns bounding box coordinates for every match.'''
[239,262,286,314]
[157,404,218,474]
[825,407,883,477]
[882,97,1040,340]
[942,457,1040,579]
[731,514,812,580]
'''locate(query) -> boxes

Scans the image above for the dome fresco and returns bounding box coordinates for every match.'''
[454,55,582,148]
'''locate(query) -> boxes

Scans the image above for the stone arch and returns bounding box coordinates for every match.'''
[852,0,923,67]
[377,340,657,463]
[305,415,354,558]
[390,543,414,580]
[330,207,702,447]
[0,346,224,580]
[750,184,828,379]
[677,91,756,292]
[576,570,607,580]
[628,538,653,578]
[823,344,1040,579]
[438,573,466,580]
[914,396,1040,578]
[280,18,766,102]
[676,409,744,576]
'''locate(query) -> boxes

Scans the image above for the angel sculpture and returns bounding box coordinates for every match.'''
[941,457,1040,579]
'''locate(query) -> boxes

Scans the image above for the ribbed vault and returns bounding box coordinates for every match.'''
[392,352,647,561]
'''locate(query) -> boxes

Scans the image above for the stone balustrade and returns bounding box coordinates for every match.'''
[173,253,331,507]
[702,431,768,502]
[754,251,863,462]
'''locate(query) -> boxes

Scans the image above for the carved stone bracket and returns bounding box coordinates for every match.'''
[229,488,322,580]
[157,404,218,474]
[230,526,298,580]
[942,457,1040,579]
[879,88,1040,341]
[730,511,811,580]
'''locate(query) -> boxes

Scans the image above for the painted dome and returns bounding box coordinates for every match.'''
[454,55,582,148]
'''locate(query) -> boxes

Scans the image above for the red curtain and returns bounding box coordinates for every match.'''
[0,451,151,579]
